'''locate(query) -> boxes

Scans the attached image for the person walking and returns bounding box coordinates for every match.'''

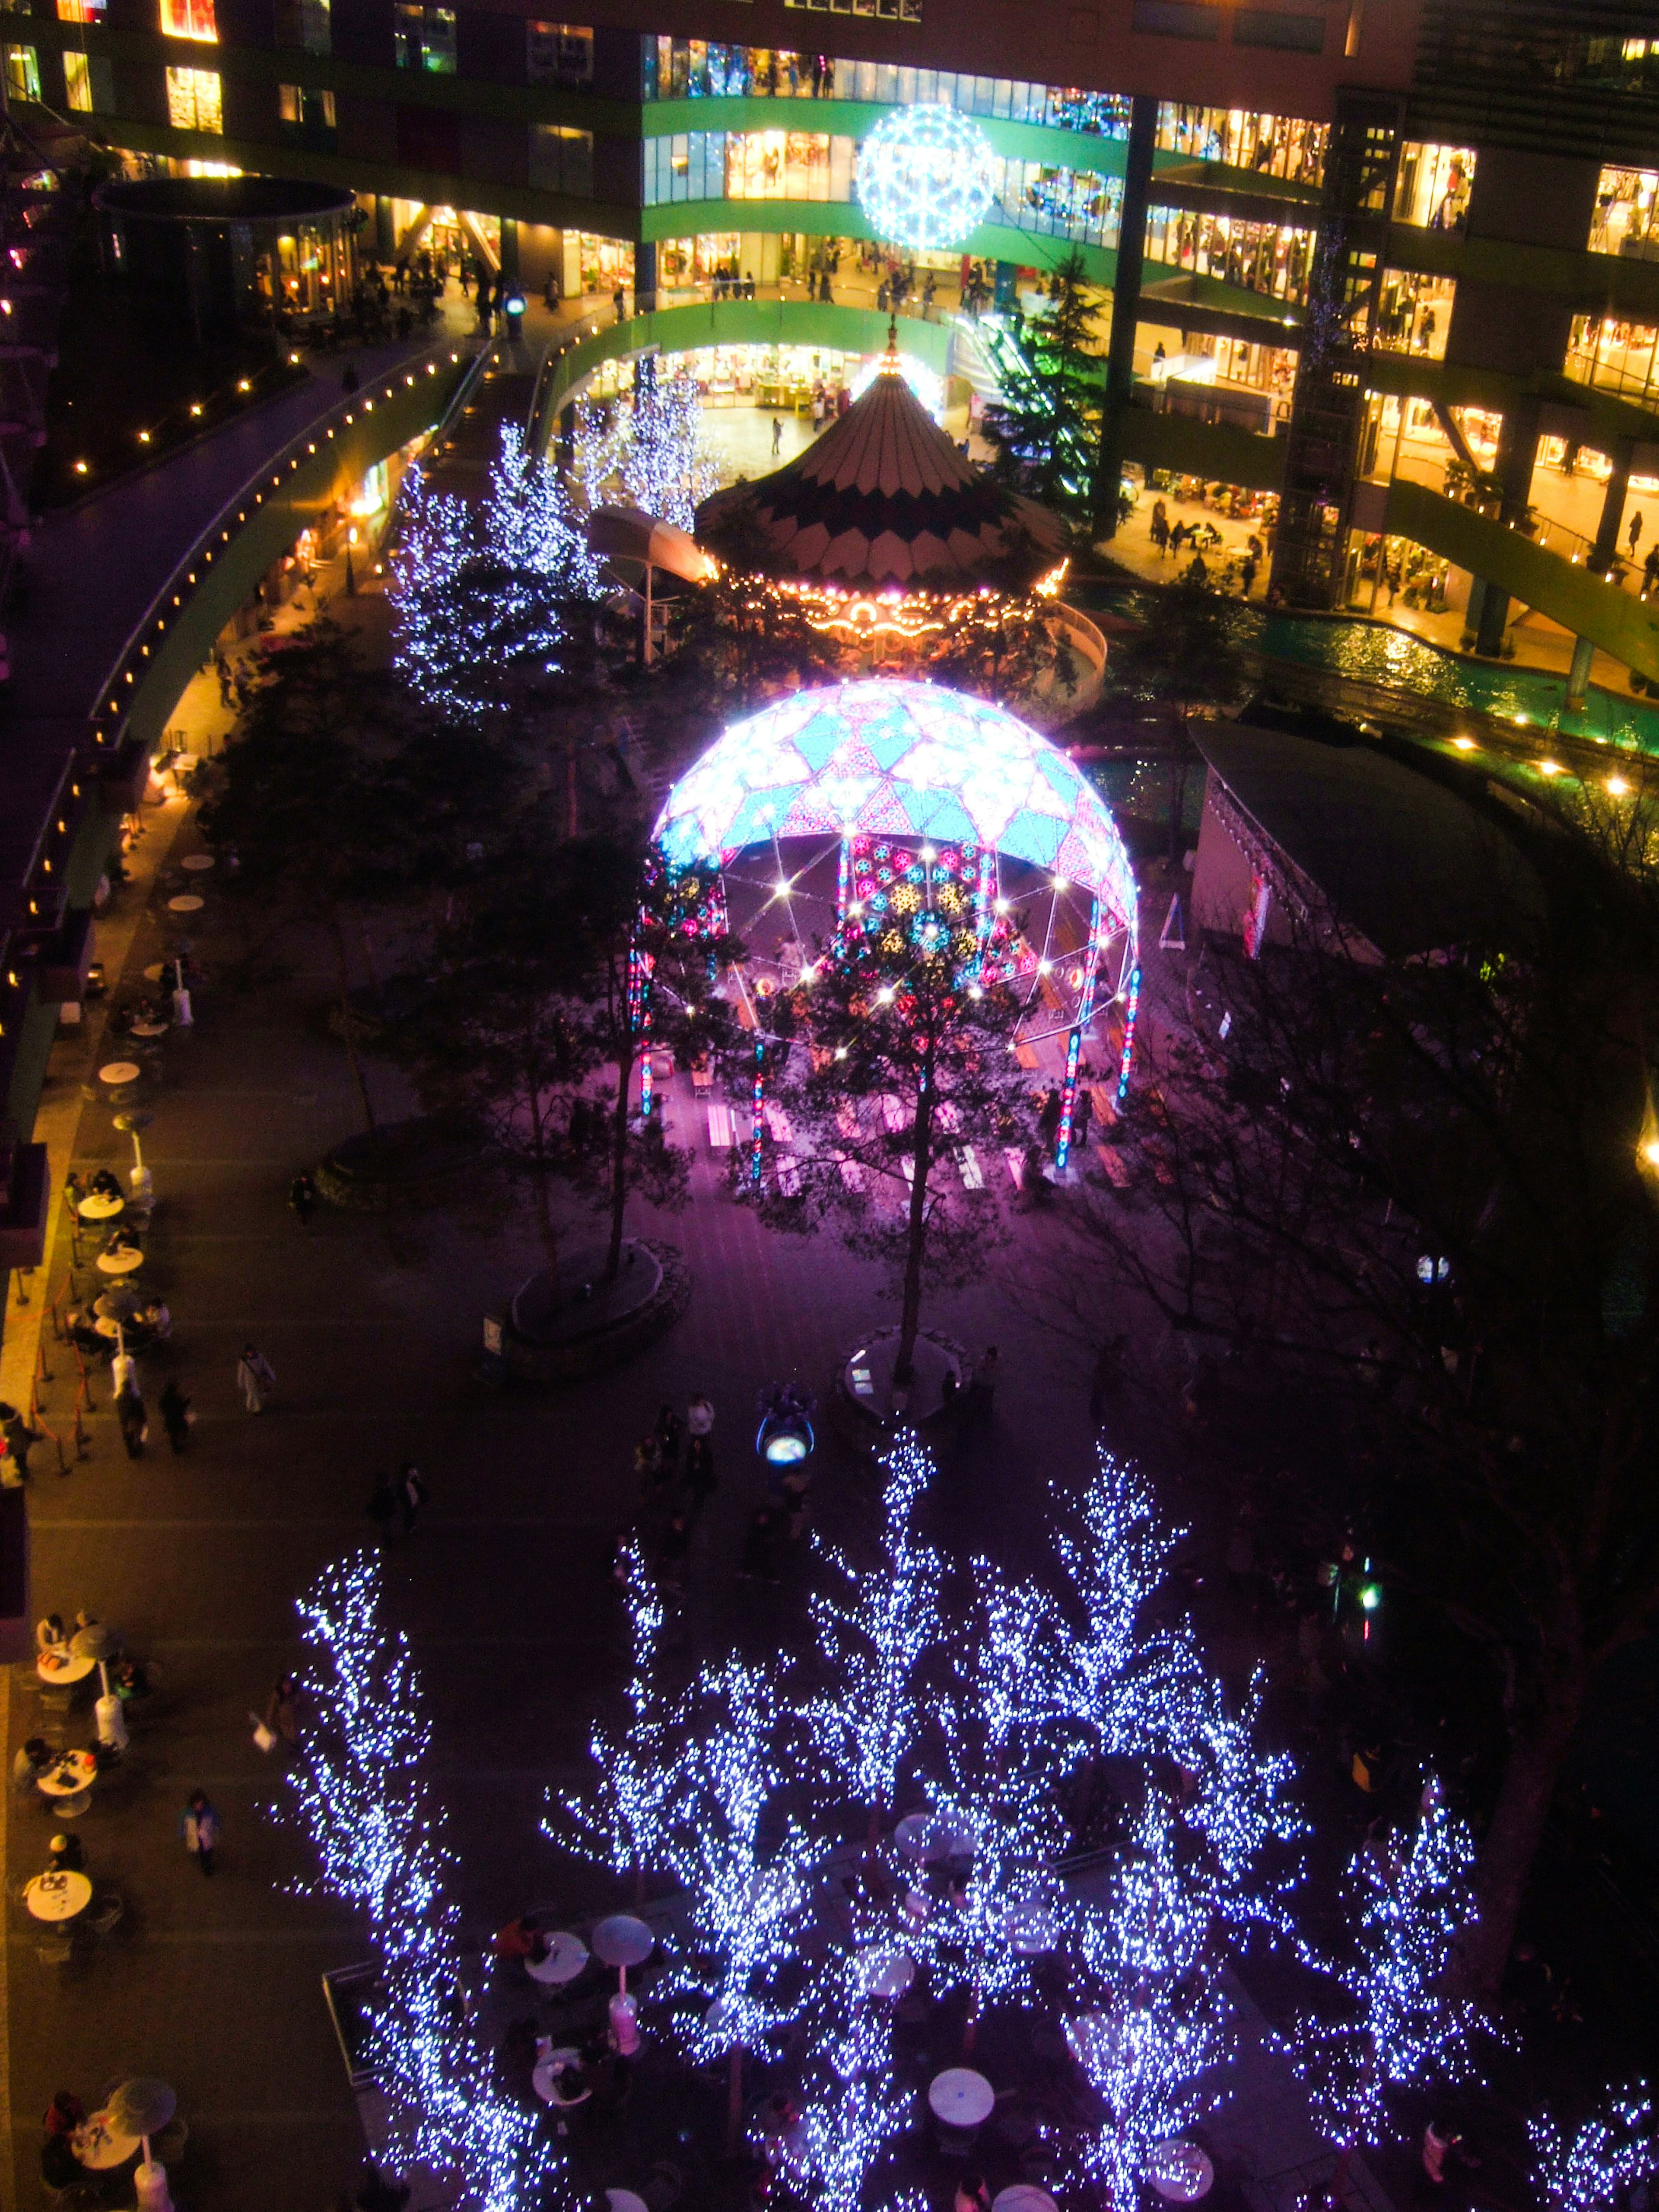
[115,1382,147,1460]
[264,1675,302,1746]
[181,1789,221,1875]
[159,1377,192,1454]
[399,1461,428,1533]
[288,1170,317,1225]
[655,1402,684,1476]
[1629,508,1645,558]
[771,414,783,458]
[215,653,234,708]
[367,1468,398,1537]
[236,1344,275,1413]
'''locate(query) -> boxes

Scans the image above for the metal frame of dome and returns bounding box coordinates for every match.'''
[652,679,1138,1046]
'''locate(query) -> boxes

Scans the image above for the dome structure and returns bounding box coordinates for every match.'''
[695,341,1068,591]
[653,680,1137,1015]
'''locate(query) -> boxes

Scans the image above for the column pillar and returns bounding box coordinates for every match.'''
[1589,436,1633,575]
[1474,395,1539,656]
[374,195,395,261]
[1097,91,1157,538]
[499,217,520,288]
[1566,632,1595,708]
[634,237,657,315]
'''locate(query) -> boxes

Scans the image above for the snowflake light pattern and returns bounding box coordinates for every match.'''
[855,104,996,252]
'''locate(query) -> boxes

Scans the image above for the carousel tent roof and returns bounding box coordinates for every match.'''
[695,348,1068,591]
[652,680,1137,940]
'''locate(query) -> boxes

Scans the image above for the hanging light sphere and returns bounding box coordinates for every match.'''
[855,105,995,252]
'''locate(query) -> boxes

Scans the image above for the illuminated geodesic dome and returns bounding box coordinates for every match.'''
[652,680,1138,1037]
[855,104,996,252]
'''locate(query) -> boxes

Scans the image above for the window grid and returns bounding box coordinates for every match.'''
[165,60,221,128]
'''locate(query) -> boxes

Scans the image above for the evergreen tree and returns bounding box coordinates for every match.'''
[983,249,1105,514]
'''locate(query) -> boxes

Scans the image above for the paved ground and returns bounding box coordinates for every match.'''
[2,704,1153,2206]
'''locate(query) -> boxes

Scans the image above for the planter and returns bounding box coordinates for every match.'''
[492,1238,691,1382]
[313,1117,485,1211]
[830,1325,969,1452]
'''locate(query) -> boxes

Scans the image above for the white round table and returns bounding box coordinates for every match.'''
[894,1811,974,1863]
[25,1869,92,1922]
[855,1945,915,1997]
[928,2067,995,2128]
[38,1751,97,1799]
[99,1062,141,1087]
[1006,1898,1060,1955]
[180,852,215,871]
[526,1930,588,1986]
[73,2116,141,2171]
[36,1649,95,1686]
[97,1248,144,1275]
[1147,2142,1215,2202]
[607,2193,649,2212]
[993,2190,1059,2212]
[78,1193,124,1221]
[167,894,204,913]
[532,2050,589,2108]
[129,1020,169,1039]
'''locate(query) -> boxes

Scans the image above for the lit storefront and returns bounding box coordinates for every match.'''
[1590,166,1659,258]
[1144,207,1315,305]
[579,339,944,419]
[1567,312,1659,403]
[1154,104,1327,188]
[1371,269,1455,358]
[1393,143,1474,231]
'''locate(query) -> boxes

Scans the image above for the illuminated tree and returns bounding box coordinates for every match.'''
[763,868,1036,1386]
[390,422,600,725]
[982,249,1105,514]
[288,1552,561,2211]
[807,1429,943,1846]
[1530,2084,1659,2212]
[1296,1795,1488,2163]
[556,1534,682,1892]
[573,361,718,532]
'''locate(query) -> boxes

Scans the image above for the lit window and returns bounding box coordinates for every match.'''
[160,0,216,38]
[1393,143,1474,231]
[3,42,39,97]
[57,0,104,18]
[783,0,922,17]
[166,63,222,129]
[274,0,329,51]
[394,3,455,71]
[529,121,592,194]
[1591,165,1659,256]
[526,19,590,84]
[278,79,334,128]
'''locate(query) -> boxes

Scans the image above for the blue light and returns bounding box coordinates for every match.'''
[855,105,995,253]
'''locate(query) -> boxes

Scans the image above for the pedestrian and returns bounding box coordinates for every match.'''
[367,1468,398,1535]
[399,1460,428,1533]
[43,2090,85,2140]
[1036,1086,1062,1144]
[264,1675,302,1745]
[1630,509,1644,557]
[612,281,626,322]
[684,1432,716,1514]
[236,1343,275,1413]
[655,1402,684,1474]
[159,1377,192,1453]
[771,414,783,458]
[633,1430,663,1495]
[181,1788,221,1875]
[289,1170,317,1224]
[1644,544,1659,597]
[115,1382,147,1459]
[687,1391,715,1442]
[1073,1084,1093,1151]
[738,1504,778,1583]
[111,1342,136,1400]
[48,1831,84,1873]
[215,652,233,708]
[658,1511,690,1594]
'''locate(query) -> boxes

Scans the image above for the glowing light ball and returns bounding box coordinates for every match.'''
[855,105,995,252]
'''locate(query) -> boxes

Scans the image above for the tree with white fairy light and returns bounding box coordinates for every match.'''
[288,1551,565,2212]
[807,1424,943,1848]
[559,1533,683,1893]
[1530,2082,1659,2212]
[1295,1792,1489,2170]
[391,420,601,726]
[572,358,718,532]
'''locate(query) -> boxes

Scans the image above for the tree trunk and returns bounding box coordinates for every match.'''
[895,1073,934,1383]
[725,2047,744,2158]
[528,1097,561,1292]
[1446,1677,1585,1997]
[327,909,378,1138]
[604,1033,635,1281]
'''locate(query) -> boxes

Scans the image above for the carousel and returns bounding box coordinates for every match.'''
[652,678,1141,1162]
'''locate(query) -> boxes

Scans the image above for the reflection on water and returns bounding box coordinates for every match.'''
[1078,585,1659,755]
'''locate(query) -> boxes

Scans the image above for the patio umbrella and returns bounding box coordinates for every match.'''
[113,1109,154,1181]
[72,1621,123,1698]
[108,2078,177,2210]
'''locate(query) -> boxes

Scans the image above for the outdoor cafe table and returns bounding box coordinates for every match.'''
[130,1020,169,1039]
[1147,2142,1215,2202]
[37,1750,97,1799]
[180,853,215,871]
[98,1062,141,1088]
[77,1193,124,1222]
[73,2113,140,2172]
[855,1945,915,1997]
[526,1931,589,1986]
[591,1913,654,1990]
[928,2068,995,2129]
[993,2191,1059,2212]
[36,1648,95,1687]
[97,1248,144,1276]
[24,1870,92,1923]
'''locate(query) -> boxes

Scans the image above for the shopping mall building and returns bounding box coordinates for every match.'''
[3,0,1659,1235]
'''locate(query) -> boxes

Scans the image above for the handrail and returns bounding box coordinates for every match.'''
[85,334,486,766]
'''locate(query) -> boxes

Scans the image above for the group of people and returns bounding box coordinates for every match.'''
[628,1393,717,1592]
[366,1461,430,1537]
[1146,497,1265,595]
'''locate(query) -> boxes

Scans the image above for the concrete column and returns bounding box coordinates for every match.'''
[499,217,520,288]
[1566,632,1595,707]
[634,237,657,315]
[1474,395,1539,656]
[374,195,395,260]
[1589,436,1633,575]
[1097,91,1157,538]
